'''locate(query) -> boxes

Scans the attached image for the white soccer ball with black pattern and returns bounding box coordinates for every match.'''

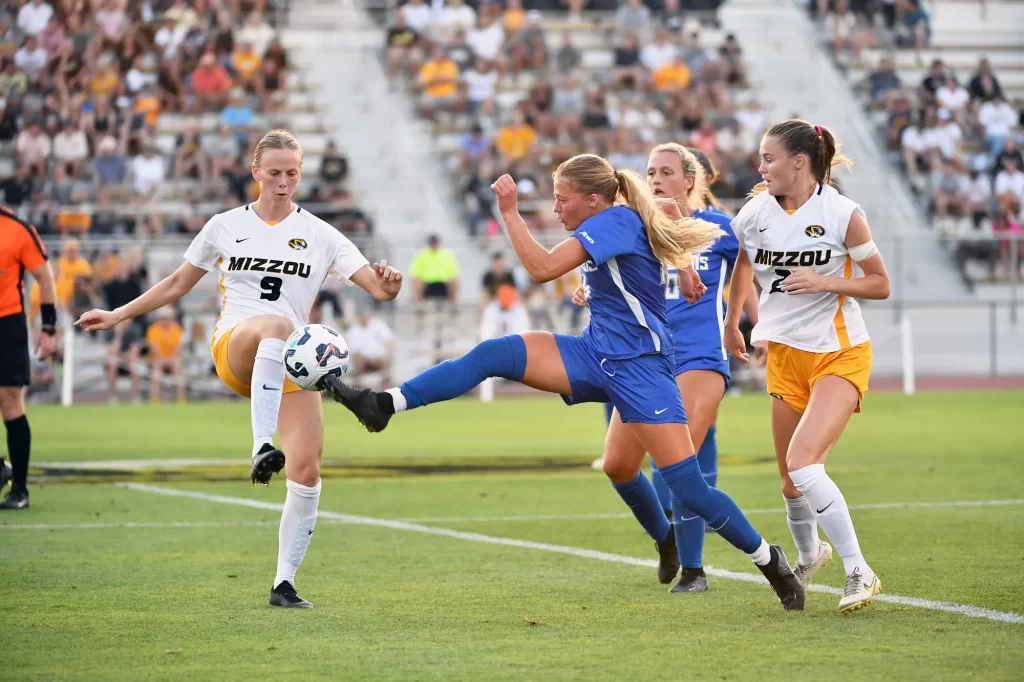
[283,324,350,391]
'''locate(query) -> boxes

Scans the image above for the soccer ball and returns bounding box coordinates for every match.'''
[283,324,350,391]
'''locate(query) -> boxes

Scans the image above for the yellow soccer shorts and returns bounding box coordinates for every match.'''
[211,327,303,398]
[766,341,872,414]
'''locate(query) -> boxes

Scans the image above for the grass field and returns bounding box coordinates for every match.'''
[4,391,1024,681]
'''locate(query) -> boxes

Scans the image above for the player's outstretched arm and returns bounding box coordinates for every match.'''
[75,261,207,331]
[491,174,589,283]
[350,259,403,301]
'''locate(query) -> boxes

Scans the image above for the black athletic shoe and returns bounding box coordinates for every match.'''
[269,580,312,608]
[321,376,392,433]
[0,488,29,510]
[656,525,680,584]
[756,544,805,611]
[670,567,708,593]
[251,443,286,486]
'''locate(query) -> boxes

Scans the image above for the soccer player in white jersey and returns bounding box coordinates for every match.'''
[724,120,891,613]
[76,130,403,609]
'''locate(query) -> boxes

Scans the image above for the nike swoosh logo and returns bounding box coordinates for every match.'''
[262,384,280,391]
[654,408,668,415]
[816,501,835,514]
[307,529,313,536]
[758,227,770,233]
[236,238,251,243]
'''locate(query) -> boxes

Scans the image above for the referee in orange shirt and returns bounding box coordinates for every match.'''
[0,206,57,510]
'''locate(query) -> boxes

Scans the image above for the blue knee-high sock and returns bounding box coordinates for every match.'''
[611,472,671,544]
[697,425,718,488]
[399,335,527,409]
[659,456,761,554]
[649,460,671,512]
[674,496,705,568]
[603,402,614,426]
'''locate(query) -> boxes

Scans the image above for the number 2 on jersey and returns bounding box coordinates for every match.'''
[260,276,283,301]
[769,269,792,294]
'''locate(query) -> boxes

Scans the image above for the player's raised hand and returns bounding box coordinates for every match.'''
[724,323,749,363]
[490,174,519,216]
[571,284,588,307]
[75,309,120,331]
[373,259,403,297]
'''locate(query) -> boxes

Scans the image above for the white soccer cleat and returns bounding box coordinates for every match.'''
[591,456,605,471]
[793,541,833,588]
[839,567,882,614]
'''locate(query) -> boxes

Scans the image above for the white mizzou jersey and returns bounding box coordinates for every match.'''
[733,184,869,353]
[184,204,369,344]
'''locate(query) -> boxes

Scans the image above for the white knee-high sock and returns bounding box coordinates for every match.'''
[789,464,869,575]
[274,478,321,588]
[251,338,286,458]
[784,494,821,566]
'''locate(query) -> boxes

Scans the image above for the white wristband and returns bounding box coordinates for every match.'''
[848,239,879,262]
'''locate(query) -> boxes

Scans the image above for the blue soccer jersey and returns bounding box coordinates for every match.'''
[573,205,673,360]
[664,209,739,369]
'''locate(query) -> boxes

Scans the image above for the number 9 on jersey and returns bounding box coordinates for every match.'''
[283,324,351,391]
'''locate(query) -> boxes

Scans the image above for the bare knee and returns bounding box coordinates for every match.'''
[260,316,295,341]
[602,453,640,484]
[780,474,801,499]
[287,450,322,487]
[0,388,25,421]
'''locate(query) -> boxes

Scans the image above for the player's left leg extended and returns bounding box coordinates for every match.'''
[603,409,677,585]
[786,375,880,613]
[0,386,30,510]
[323,333,558,432]
[267,389,324,609]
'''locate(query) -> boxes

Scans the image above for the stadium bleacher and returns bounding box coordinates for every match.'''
[381,0,767,237]
[819,0,1024,283]
[0,0,371,242]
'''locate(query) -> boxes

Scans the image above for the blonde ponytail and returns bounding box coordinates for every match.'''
[615,168,724,270]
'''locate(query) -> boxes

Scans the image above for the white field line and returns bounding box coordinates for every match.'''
[397,498,1024,524]
[119,483,1024,626]
[0,521,279,530]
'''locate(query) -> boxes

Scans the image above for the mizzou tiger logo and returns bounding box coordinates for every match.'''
[288,238,308,250]
[805,225,826,238]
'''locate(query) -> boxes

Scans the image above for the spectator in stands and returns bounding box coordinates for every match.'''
[978,94,1018,157]
[157,55,187,112]
[995,138,1024,176]
[191,52,232,112]
[464,57,498,115]
[37,15,64,58]
[16,0,52,37]
[554,32,580,75]
[503,0,526,34]
[615,0,651,39]
[935,75,969,125]
[495,107,537,163]
[968,58,1003,103]
[825,0,860,61]
[232,40,263,94]
[897,0,930,50]
[221,87,255,139]
[458,122,491,177]
[653,52,691,93]
[931,159,966,221]
[0,163,34,209]
[94,0,125,43]
[56,238,91,313]
[961,166,992,225]
[146,307,186,404]
[174,119,209,184]
[994,157,1024,215]
[480,251,517,308]
[401,0,432,36]
[14,35,47,82]
[641,28,677,74]
[612,32,642,90]
[919,58,946,105]
[236,10,275,57]
[861,56,902,107]
[130,144,166,199]
[319,140,350,193]
[930,108,962,165]
[345,309,395,389]
[511,11,547,75]
[418,46,462,120]
[204,123,241,184]
[900,113,931,185]
[15,117,49,174]
[467,13,504,68]
[92,136,128,189]
[102,256,145,404]
[410,234,460,304]
[386,8,421,78]
[43,163,74,205]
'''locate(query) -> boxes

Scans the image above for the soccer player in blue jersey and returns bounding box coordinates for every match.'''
[324,153,804,610]
[587,144,757,592]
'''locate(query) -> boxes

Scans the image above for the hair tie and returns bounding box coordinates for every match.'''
[814,125,824,138]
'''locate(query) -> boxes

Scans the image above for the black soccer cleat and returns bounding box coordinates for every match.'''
[756,544,805,611]
[670,567,708,593]
[251,443,286,486]
[0,488,29,510]
[321,376,392,433]
[269,581,312,609]
[655,525,680,584]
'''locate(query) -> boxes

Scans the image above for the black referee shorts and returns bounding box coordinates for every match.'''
[0,312,30,387]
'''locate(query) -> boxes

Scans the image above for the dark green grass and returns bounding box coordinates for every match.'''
[4,392,1024,680]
